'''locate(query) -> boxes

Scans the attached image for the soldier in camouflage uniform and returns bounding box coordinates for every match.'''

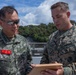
[0,6,32,75]
[40,2,76,75]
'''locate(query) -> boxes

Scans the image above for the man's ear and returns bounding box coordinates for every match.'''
[67,11,70,18]
[0,20,3,26]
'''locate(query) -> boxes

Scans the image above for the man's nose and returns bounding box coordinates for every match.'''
[12,24,18,27]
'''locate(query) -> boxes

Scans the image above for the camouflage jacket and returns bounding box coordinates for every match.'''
[0,30,32,75]
[40,24,76,75]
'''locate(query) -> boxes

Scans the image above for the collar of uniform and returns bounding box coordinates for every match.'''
[58,24,75,37]
[0,30,20,45]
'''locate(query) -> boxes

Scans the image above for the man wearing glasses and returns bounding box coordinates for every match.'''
[0,6,32,75]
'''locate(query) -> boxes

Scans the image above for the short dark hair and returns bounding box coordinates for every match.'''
[50,2,69,11]
[0,6,18,19]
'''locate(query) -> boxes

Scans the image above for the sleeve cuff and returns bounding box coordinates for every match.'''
[63,67,72,75]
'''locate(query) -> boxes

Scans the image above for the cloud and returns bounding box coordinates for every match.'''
[17,6,37,15]
[20,0,76,26]
[20,0,53,26]
[0,0,76,26]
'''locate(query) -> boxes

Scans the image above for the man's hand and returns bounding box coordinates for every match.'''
[40,66,64,75]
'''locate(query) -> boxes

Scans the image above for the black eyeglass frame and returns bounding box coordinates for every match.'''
[0,18,20,25]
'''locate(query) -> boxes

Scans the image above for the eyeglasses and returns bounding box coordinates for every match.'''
[0,18,20,25]
[6,19,20,25]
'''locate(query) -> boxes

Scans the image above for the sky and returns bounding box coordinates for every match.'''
[0,0,76,26]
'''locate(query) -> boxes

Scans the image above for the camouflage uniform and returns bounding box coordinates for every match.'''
[0,30,32,75]
[40,24,76,75]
